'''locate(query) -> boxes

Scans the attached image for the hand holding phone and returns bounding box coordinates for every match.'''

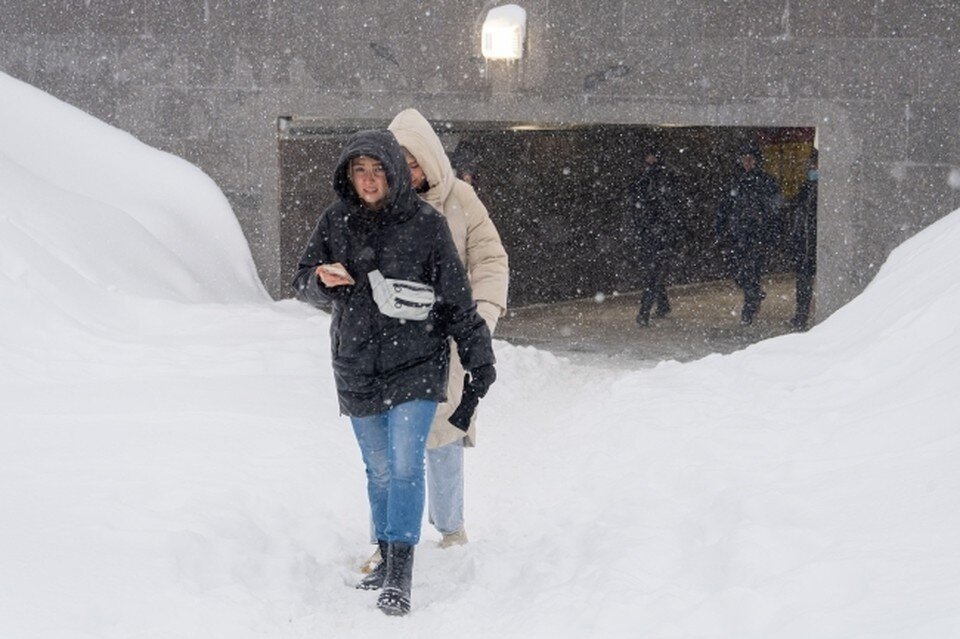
[316,262,355,286]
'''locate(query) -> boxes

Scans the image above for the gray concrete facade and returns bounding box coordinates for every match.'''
[1,0,958,319]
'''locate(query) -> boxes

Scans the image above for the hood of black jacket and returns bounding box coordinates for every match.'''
[332,129,419,220]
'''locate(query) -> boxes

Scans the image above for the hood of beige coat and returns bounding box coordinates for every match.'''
[387,108,455,211]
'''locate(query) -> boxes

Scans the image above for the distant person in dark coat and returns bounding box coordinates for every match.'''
[292,129,496,617]
[789,149,818,331]
[629,146,680,327]
[715,145,783,325]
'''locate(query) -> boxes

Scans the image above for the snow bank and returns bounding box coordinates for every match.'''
[0,71,266,309]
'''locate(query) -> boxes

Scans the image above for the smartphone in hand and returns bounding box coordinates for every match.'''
[316,263,356,285]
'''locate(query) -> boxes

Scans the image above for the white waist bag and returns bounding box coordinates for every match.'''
[368,269,436,321]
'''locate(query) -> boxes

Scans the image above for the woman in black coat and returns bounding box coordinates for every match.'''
[292,130,495,616]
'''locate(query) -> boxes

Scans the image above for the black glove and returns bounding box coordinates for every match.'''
[448,364,496,431]
[466,363,496,398]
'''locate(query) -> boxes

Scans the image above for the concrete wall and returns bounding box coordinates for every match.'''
[1,0,958,318]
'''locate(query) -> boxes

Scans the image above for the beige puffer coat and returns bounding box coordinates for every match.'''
[388,108,509,448]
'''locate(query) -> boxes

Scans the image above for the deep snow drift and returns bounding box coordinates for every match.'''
[2,71,959,638]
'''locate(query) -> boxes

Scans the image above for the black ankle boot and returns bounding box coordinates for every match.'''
[377,542,414,616]
[356,540,389,590]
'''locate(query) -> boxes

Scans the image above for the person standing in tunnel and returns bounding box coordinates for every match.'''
[715,144,783,325]
[628,145,680,327]
[380,109,509,552]
[292,129,496,616]
[788,149,818,331]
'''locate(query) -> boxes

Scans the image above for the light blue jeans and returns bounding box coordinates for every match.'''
[426,438,465,535]
[350,400,437,544]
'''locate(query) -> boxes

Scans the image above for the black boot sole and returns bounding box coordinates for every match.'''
[377,588,410,616]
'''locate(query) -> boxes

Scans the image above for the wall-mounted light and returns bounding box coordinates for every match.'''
[481,4,526,61]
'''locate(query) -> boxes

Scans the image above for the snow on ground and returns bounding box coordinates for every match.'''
[2,70,959,638]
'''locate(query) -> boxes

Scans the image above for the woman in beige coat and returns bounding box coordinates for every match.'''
[379,107,509,551]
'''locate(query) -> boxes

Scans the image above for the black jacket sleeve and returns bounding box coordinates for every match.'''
[715,183,732,238]
[291,210,352,307]
[761,175,784,244]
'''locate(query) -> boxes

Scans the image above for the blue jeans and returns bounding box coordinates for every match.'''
[426,438,465,535]
[350,400,437,544]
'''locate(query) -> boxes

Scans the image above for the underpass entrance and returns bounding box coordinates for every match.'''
[278,118,815,360]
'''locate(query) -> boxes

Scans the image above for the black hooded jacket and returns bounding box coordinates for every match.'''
[716,166,782,252]
[292,129,494,417]
[629,161,679,256]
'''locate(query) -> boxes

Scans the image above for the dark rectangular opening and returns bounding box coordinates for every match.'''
[278,118,815,308]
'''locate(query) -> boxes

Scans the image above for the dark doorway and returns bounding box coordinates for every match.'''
[278,118,814,310]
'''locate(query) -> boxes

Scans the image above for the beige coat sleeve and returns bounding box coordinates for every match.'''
[456,181,509,318]
[428,181,508,450]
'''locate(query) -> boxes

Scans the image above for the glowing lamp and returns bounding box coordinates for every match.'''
[481,5,526,61]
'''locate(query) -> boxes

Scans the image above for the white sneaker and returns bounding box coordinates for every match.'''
[359,546,382,574]
[438,529,468,548]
